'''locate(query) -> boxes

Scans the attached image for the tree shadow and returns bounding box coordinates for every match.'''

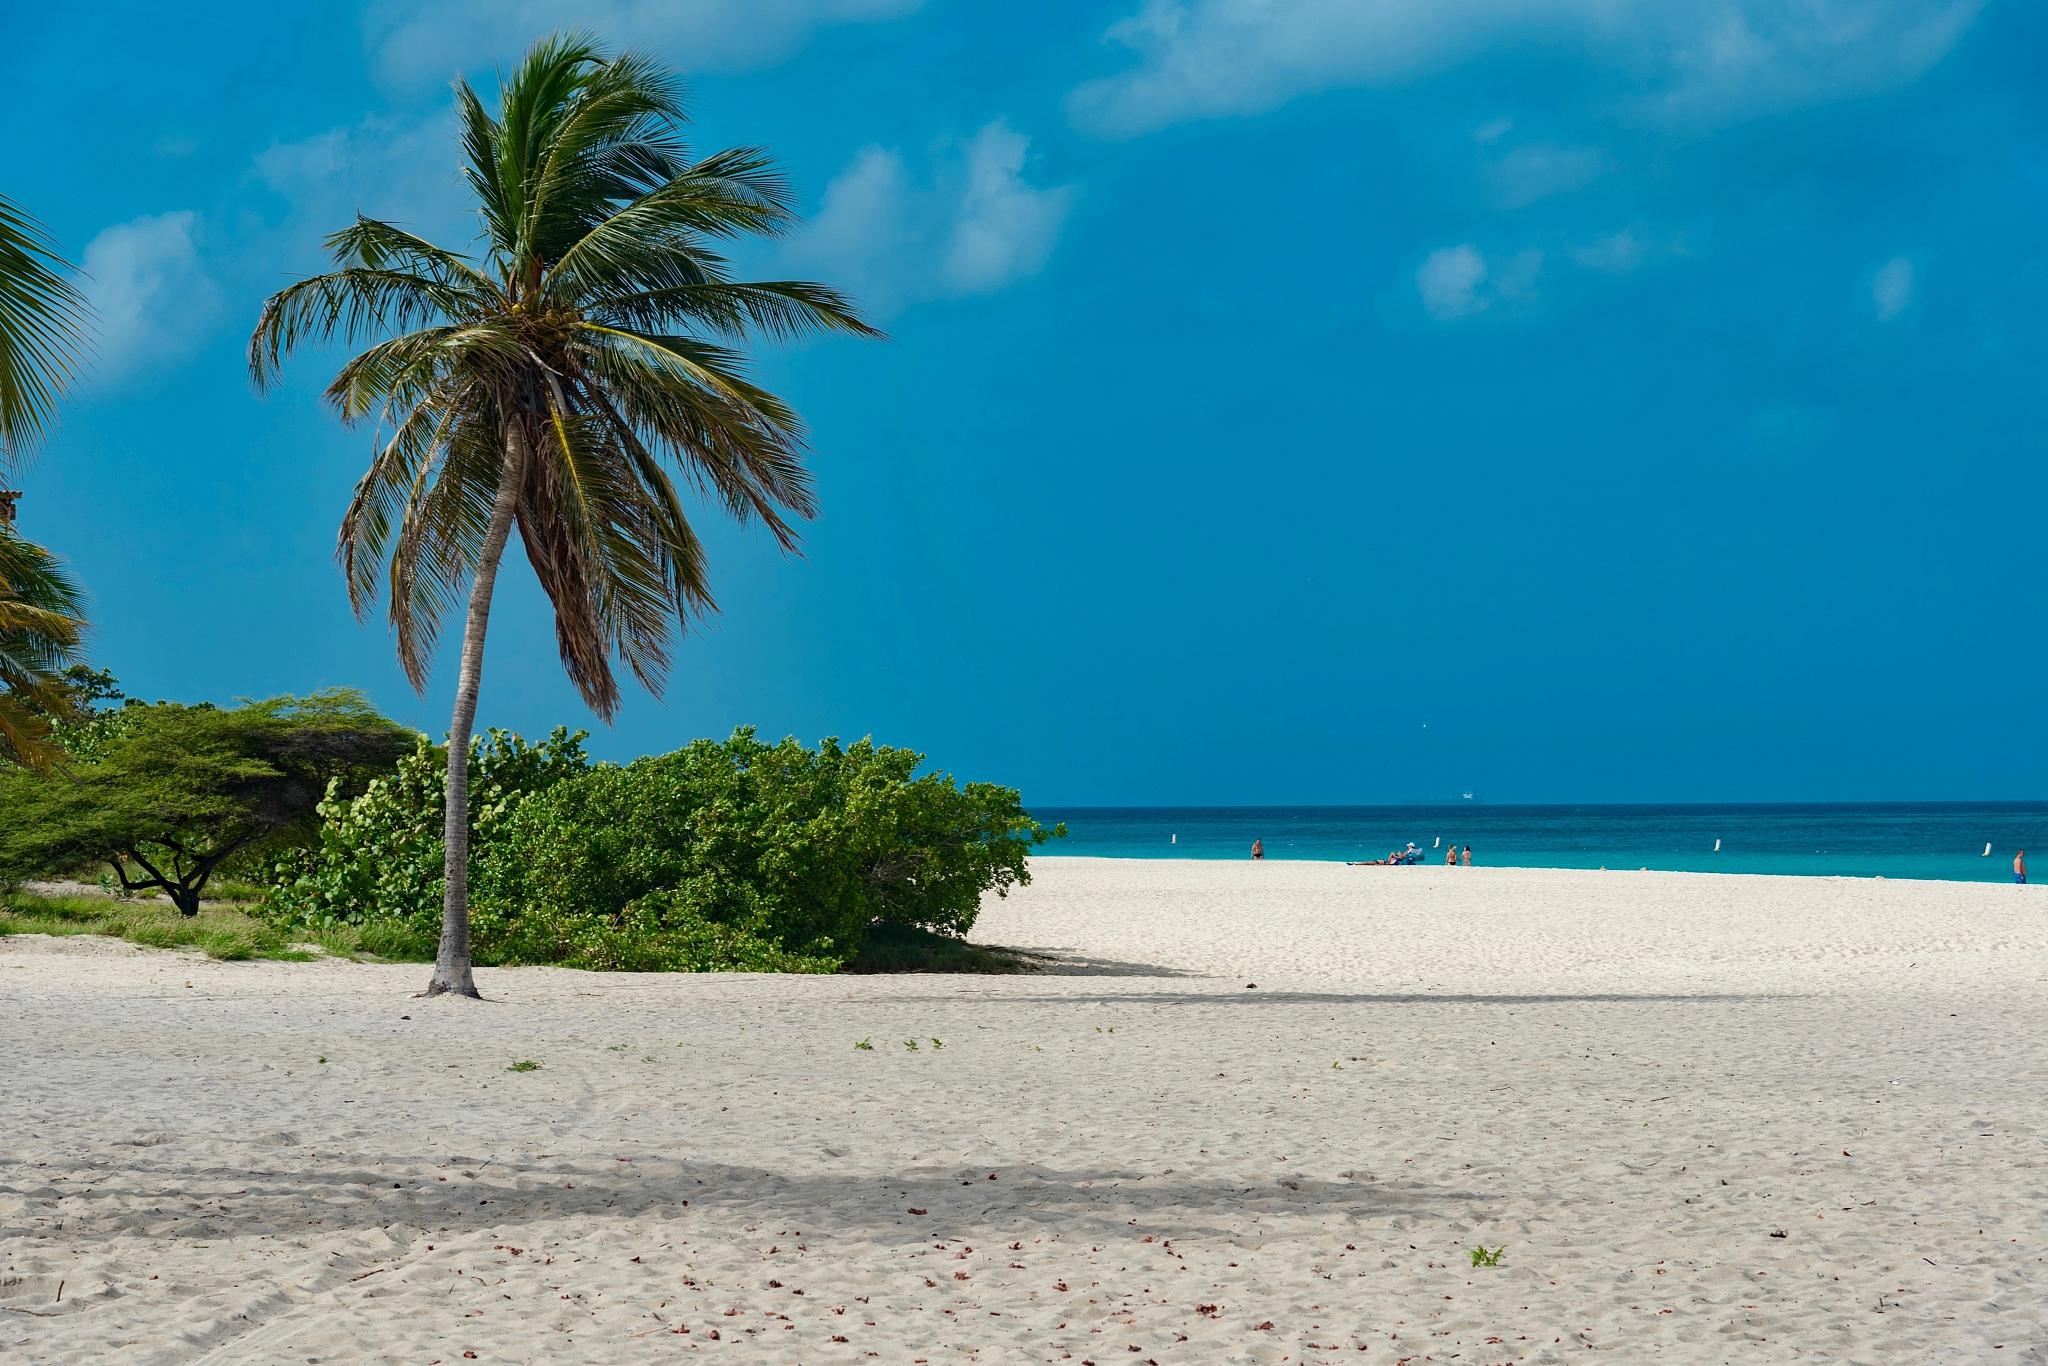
[1,1154,1482,1250]
[989,945,1202,977]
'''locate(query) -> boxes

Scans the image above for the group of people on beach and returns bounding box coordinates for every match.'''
[1251,838,1472,865]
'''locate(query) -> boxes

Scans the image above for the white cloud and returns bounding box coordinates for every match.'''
[1659,1,1981,119]
[1417,245,1488,319]
[78,212,219,386]
[369,0,922,89]
[254,113,469,253]
[1872,255,1915,320]
[1071,0,1983,136]
[1416,243,1541,320]
[942,123,1075,295]
[1488,142,1606,207]
[784,122,1072,315]
[785,147,915,309]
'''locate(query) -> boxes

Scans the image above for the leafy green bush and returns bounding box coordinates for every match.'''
[265,725,1060,972]
[262,726,590,937]
[472,728,1058,967]
[515,887,842,973]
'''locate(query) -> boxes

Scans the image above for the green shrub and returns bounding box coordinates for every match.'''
[265,725,1059,972]
[531,888,841,973]
[472,728,1059,967]
[262,726,590,937]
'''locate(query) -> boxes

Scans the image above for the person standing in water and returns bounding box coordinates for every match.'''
[1461,845,1473,866]
[1251,838,1265,861]
[2016,849,2027,885]
[1445,843,1457,866]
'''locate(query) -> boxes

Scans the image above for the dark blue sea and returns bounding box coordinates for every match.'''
[1027,803,2048,883]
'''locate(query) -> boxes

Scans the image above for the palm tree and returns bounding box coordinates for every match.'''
[250,33,881,997]
[0,193,91,768]
[0,528,86,768]
[0,192,89,459]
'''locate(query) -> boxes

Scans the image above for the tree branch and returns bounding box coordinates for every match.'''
[107,856,155,895]
[122,847,177,896]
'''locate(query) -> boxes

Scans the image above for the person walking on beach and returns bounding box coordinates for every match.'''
[1251,838,1264,861]
[2017,849,2027,884]
[1461,845,1472,866]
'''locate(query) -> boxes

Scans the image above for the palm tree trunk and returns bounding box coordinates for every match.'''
[421,420,530,998]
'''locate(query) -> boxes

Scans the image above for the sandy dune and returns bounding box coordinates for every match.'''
[4,859,2045,1363]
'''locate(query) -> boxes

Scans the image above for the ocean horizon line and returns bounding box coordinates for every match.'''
[1028,798,2048,811]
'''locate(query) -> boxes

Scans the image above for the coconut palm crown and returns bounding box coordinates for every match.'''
[249,33,880,996]
[0,191,89,460]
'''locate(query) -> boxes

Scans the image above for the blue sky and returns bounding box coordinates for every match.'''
[6,0,2044,804]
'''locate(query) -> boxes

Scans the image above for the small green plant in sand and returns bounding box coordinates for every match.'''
[903,1039,919,1051]
[1469,1245,1506,1267]
[930,1038,943,1050]
[853,1038,874,1051]
[508,1060,542,1073]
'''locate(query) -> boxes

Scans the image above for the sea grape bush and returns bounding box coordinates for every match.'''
[263,727,590,954]
[474,727,1059,963]
[263,726,1060,971]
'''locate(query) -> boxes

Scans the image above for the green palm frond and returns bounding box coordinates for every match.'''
[0,193,91,462]
[251,31,880,720]
[0,526,88,768]
[248,266,489,388]
[594,279,880,342]
[384,393,501,690]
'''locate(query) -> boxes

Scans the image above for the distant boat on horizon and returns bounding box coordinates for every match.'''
[1461,791,1475,801]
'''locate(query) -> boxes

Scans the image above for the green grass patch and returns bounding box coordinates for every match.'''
[356,922,440,961]
[840,923,1037,974]
[0,891,310,961]
[288,921,437,962]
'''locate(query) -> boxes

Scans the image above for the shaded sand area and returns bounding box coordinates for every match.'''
[4,859,2045,1363]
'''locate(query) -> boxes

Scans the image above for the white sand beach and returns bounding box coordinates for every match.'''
[4,859,2045,1363]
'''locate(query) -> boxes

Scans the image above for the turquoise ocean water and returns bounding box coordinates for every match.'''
[1027,803,2048,883]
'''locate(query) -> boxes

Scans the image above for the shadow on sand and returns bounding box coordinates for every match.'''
[0,1153,1484,1250]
